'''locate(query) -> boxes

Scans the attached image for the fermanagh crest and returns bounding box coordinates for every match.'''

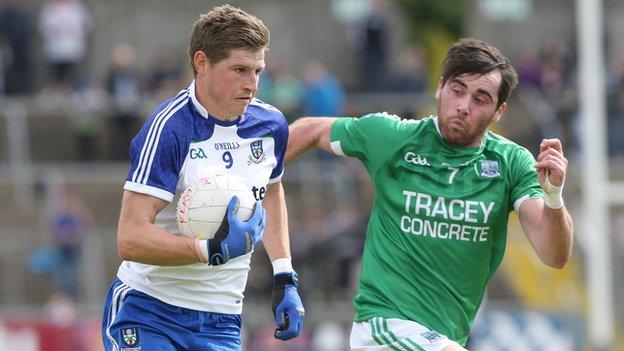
[480,160,501,178]
[248,140,266,165]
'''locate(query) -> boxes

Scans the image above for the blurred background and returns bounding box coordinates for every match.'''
[0,0,622,350]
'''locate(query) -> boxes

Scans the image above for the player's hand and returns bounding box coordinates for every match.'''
[535,138,568,189]
[206,196,265,266]
[271,271,305,340]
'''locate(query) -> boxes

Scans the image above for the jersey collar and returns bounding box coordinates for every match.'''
[188,80,209,119]
[187,80,245,124]
[432,116,443,136]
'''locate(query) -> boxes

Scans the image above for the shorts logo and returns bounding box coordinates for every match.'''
[121,327,140,347]
[420,330,442,343]
[480,160,501,178]
[248,140,266,164]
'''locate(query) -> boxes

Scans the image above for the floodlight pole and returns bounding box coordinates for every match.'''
[575,0,614,349]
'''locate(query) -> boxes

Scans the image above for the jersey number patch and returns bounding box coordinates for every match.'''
[447,167,459,184]
[222,151,233,169]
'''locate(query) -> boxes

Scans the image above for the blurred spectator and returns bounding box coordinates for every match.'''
[44,292,77,326]
[358,0,390,90]
[607,55,624,157]
[517,52,542,88]
[290,201,365,302]
[302,61,345,116]
[0,0,35,95]
[292,207,329,298]
[0,38,5,95]
[257,58,304,122]
[325,203,366,298]
[43,171,94,301]
[105,42,142,160]
[147,47,184,100]
[39,0,93,90]
[70,83,105,161]
[386,46,427,92]
[539,39,578,152]
[248,321,310,351]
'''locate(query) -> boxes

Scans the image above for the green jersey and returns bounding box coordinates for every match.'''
[330,113,543,345]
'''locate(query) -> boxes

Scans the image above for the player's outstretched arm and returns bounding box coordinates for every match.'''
[285,117,336,164]
[518,139,574,269]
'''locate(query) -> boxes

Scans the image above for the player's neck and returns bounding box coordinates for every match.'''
[194,80,238,122]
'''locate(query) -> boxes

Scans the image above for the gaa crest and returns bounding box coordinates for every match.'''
[121,327,140,347]
[248,140,266,164]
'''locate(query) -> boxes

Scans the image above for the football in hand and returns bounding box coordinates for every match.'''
[176,174,255,239]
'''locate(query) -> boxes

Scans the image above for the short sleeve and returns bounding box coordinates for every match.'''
[330,113,408,174]
[124,117,184,202]
[511,148,544,212]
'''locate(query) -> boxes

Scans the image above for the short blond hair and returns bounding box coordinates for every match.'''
[188,4,269,76]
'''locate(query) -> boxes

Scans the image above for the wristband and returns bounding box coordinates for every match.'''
[194,238,209,264]
[543,175,564,209]
[272,258,294,274]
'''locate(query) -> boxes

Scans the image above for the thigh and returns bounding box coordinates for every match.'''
[111,325,175,351]
[192,312,242,351]
[350,317,463,351]
[102,280,176,351]
[102,279,242,351]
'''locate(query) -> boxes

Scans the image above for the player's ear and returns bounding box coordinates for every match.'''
[493,102,507,122]
[435,79,443,100]
[193,51,209,74]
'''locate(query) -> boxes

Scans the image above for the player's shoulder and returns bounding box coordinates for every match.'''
[360,111,401,120]
[245,98,286,124]
[484,131,534,159]
[131,88,198,149]
[146,89,194,130]
[485,131,522,148]
[150,88,191,118]
[356,112,429,129]
[238,99,288,140]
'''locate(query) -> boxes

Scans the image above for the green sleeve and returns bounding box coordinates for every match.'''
[510,147,544,211]
[330,113,410,175]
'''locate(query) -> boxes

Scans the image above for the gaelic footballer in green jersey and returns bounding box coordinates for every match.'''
[330,113,541,345]
[286,39,573,351]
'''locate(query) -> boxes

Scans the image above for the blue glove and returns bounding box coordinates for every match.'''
[207,196,265,266]
[271,271,305,340]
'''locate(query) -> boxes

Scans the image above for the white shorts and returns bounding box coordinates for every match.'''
[350,317,460,351]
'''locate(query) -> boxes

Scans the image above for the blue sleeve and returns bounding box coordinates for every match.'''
[124,113,185,202]
[269,112,288,182]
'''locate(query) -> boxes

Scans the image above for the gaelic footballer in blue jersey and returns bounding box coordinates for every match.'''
[102,5,304,351]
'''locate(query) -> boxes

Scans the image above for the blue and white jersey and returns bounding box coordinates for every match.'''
[117,81,288,314]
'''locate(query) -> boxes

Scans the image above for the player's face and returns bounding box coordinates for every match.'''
[196,48,265,121]
[435,71,507,147]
